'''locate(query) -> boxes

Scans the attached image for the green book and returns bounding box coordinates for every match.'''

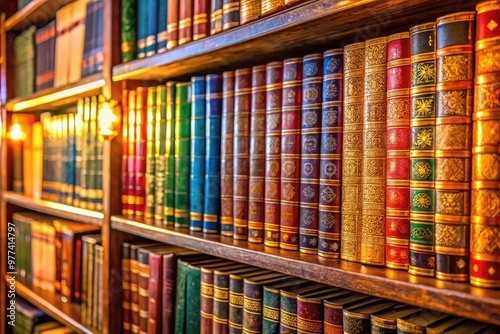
[95,97,104,211]
[146,87,157,219]
[80,97,91,209]
[155,85,167,221]
[174,82,191,227]
[121,0,137,62]
[165,82,178,225]
[87,96,98,211]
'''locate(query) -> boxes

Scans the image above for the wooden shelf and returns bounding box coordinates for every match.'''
[5,0,74,32]
[111,215,500,326]
[5,72,104,112]
[112,0,477,81]
[5,277,97,334]
[2,192,103,225]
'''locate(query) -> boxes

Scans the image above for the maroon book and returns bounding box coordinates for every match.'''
[323,293,371,334]
[148,251,165,334]
[193,0,211,40]
[280,58,303,250]
[248,65,267,243]
[178,0,194,45]
[122,90,130,216]
[135,88,148,217]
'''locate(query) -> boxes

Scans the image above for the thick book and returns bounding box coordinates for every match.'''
[121,0,137,61]
[370,304,421,334]
[175,82,192,227]
[204,74,224,233]
[167,0,180,49]
[340,42,365,263]
[434,12,475,282]
[178,0,194,45]
[323,293,371,333]
[165,82,178,225]
[240,0,260,25]
[81,234,101,328]
[248,65,267,243]
[155,85,167,221]
[194,0,211,40]
[136,88,148,217]
[343,298,397,333]
[280,57,303,251]
[233,68,252,240]
[190,76,207,231]
[318,49,343,259]
[409,22,437,277]
[397,309,451,334]
[146,87,157,219]
[385,32,411,270]
[221,71,236,236]
[471,0,500,288]
[127,91,137,216]
[222,0,239,31]
[122,90,130,216]
[210,0,223,35]
[264,61,283,248]
[299,53,323,255]
[261,0,285,17]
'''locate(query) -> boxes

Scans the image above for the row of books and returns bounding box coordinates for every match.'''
[13,0,103,97]
[13,300,76,334]
[120,0,306,62]
[122,241,499,334]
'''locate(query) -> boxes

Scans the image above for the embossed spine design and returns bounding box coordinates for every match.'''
[263,286,280,333]
[165,82,178,225]
[471,0,500,288]
[409,22,437,277]
[386,33,411,270]
[240,0,260,25]
[146,87,157,219]
[341,43,365,262]
[243,279,264,333]
[201,268,216,334]
[229,274,245,333]
[435,12,475,282]
[261,0,285,17]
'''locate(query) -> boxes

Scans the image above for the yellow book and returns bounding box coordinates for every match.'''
[68,0,90,83]
[54,3,75,87]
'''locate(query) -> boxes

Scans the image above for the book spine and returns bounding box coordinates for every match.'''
[248,65,267,243]
[318,49,343,258]
[340,42,365,263]
[146,87,157,219]
[222,0,239,31]
[280,58,303,251]
[263,286,280,334]
[138,249,150,334]
[137,0,147,58]
[87,239,96,326]
[122,243,132,334]
[178,0,194,45]
[190,76,207,231]
[323,302,343,334]
[136,88,148,217]
[175,82,192,227]
[409,22,437,277]
[12,128,24,193]
[279,290,297,333]
[68,114,76,201]
[434,12,474,282]
[385,32,411,270]
[204,74,224,233]
[342,310,370,334]
[89,97,98,210]
[96,99,104,211]
[261,0,285,17]
[221,71,236,236]
[299,53,323,255]
[233,68,252,240]
[122,91,130,216]
[297,295,323,334]
[186,265,203,333]
[61,233,75,301]
[157,0,168,53]
[97,244,104,331]
[167,0,180,49]
[121,0,137,62]
[130,247,141,333]
[165,82,178,225]
[155,86,167,221]
[148,253,163,334]
[240,0,260,25]
[470,0,500,288]
[210,0,223,35]
[361,37,388,266]
[162,254,177,333]
[128,91,137,216]
[81,238,89,325]
[75,238,84,302]
[214,272,230,333]
[95,0,105,73]
[201,268,215,334]
[194,0,211,40]
[243,279,263,333]
[264,61,283,248]
[145,0,157,56]
[229,275,245,333]
[82,2,93,77]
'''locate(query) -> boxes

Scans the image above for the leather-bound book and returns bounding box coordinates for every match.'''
[74,103,84,208]
[341,42,365,263]
[343,299,397,334]
[434,12,475,282]
[190,76,207,232]
[409,22,437,277]
[299,53,323,254]
[157,0,168,53]
[165,82,178,225]
[361,37,388,266]
[240,0,260,25]
[96,97,105,211]
[96,243,105,331]
[127,92,137,216]
[397,310,451,334]
[121,0,137,61]
[122,242,133,334]
[85,235,102,328]
[13,213,33,284]
[222,0,240,31]
[194,0,211,40]
[204,74,224,233]
[471,0,500,288]
[318,49,343,259]
[248,65,267,243]
[135,88,148,217]
[211,0,223,35]
[146,87,158,219]
[175,82,192,227]
[137,0,147,58]
[261,0,285,17]
[221,71,236,236]
[440,320,492,334]
[425,317,466,334]
[284,0,305,7]
[323,292,370,334]
[370,305,421,334]
[280,58,303,251]
[385,32,411,270]
[155,86,167,221]
[122,90,130,216]
[167,0,180,49]
[146,0,158,56]
[178,0,194,45]
[233,68,253,240]
[264,61,283,248]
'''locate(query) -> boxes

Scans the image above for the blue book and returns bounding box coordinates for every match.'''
[190,76,206,231]
[94,0,104,73]
[203,74,223,233]
[157,0,168,53]
[81,1,96,77]
[146,0,158,56]
[137,0,148,58]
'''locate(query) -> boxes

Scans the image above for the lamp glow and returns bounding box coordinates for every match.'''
[98,100,118,138]
[10,123,24,140]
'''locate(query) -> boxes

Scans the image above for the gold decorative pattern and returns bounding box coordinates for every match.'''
[476,47,500,74]
[471,224,500,255]
[297,318,322,332]
[413,128,433,149]
[263,308,279,321]
[343,132,363,151]
[323,108,338,126]
[413,160,432,179]
[304,87,319,102]
[436,124,469,151]
[243,298,261,312]
[435,223,465,248]
[474,120,500,146]
[364,158,385,177]
[344,104,364,124]
[413,97,435,118]
[413,192,432,209]
[436,191,466,215]
[280,312,297,327]
[457,259,466,269]
[471,189,500,218]
[475,81,500,111]
[436,158,466,182]
[473,154,500,181]
[388,99,410,120]
[414,62,436,84]
[438,55,471,82]
[437,90,468,116]
[411,225,433,240]
[303,111,318,127]
[362,185,385,204]
[364,130,386,150]
[346,76,365,97]
[282,184,296,201]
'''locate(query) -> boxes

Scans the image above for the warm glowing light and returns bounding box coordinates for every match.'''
[10,123,24,140]
[98,100,118,137]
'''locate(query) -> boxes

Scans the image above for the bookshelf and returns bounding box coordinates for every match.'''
[1,0,498,333]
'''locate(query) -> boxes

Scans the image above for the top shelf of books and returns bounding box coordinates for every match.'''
[5,0,74,32]
[112,0,478,81]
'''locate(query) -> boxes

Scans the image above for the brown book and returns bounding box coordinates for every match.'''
[167,0,180,49]
[194,0,211,40]
[397,309,451,334]
[261,0,285,17]
[371,304,422,333]
[343,298,397,333]
[323,293,371,334]
[178,0,194,45]
[425,317,465,334]
[437,320,491,334]
[81,234,101,328]
[95,244,104,332]
[240,0,260,25]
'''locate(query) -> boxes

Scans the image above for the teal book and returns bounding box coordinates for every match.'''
[165,82,178,225]
[137,0,148,58]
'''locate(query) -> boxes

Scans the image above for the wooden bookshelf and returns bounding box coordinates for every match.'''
[111,215,500,326]
[4,0,74,32]
[5,72,104,112]
[4,277,97,334]
[2,191,104,225]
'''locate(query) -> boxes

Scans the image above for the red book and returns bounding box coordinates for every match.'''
[323,293,371,334]
[178,0,194,45]
[248,65,267,243]
[135,88,148,217]
[167,0,180,49]
[193,0,211,40]
[127,91,137,216]
[280,58,302,250]
[122,90,130,216]
[148,251,164,334]
[233,68,252,240]
[385,32,411,270]
[264,61,283,248]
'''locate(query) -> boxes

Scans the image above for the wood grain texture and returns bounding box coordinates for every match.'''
[110,215,500,326]
[112,0,477,81]
[4,0,74,32]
